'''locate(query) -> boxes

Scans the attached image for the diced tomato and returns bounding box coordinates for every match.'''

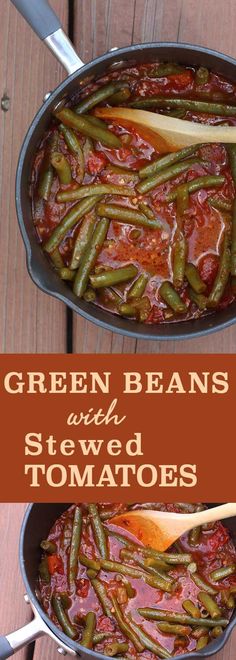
[116,147,133,161]
[76,578,89,598]
[87,151,107,175]
[206,523,229,552]
[198,253,219,289]
[147,305,164,323]
[47,554,63,575]
[168,71,193,87]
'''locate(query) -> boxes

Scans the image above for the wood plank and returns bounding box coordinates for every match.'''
[73,0,236,354]
[0,504,30,659]
[0,0,67,353]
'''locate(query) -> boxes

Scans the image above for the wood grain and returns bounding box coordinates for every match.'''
[0,0,67,353]
[73,0,236,354]
[0,504,29,659]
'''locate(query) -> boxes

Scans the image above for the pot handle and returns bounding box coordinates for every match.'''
[0,599,76,658]
[10,0,84,74]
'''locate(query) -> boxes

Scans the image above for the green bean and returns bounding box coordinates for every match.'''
[157,623,191,636]
[195,67,209,85]
[51,152,72,185]
[173,232,187,289]
[81,612,96,649]
[70,211,96,270]
[138,202,155,219]
[144,557,170,572]
[129,96,236,115]
[73,217,109,297]
[38,165,53,200]
[88,503,108,559]
[59,124,84,182]
[120,549,173,586]
[83,115,109,131]
[106,164,138,180]
[185,263,207,294]
[38,132,58,199]
[198,592,222,619]
[137,158,201,195]
[108,530,192,565]
[127,615,171,659]
[110,594,144,652]
[45,196,99,254]
[83,288,96,302]
[127,273,149,299]
[208,197,232,212]
[188,288,208,310]
[221,590,235,608]
[196,636,209,650]
[97,203,161,229]
[118,302,138,317]
[39,557,50,583]
[101,557,173,592]
[91,578,112,617]
[79,554,101,572]
[190,572,218,594]
[210,564,236,582]
[61,517,73,552]
[104,642,129,656]
[227,143,236,177]
[176,185,190,215]
[183,600,201,619]
[50,248,64,270]
[212,625,223,638]
[52,595,77,639]
[90,265,138,289]
[208,231,231,307]
[93,632,113,644]
[59,267,75,281]
[138,608,228,628]
[149,63,184,78]
[40,540,57,554]
[87,568,98,579]
[75,82,127,114]
[139,145,199,179]
[231,199,236,275]
[109,87,131,105]
[69,506,82,587]
[57,183,134,203]
[159,281,187,313]
[167,175,225,202]
[55,108,121,148]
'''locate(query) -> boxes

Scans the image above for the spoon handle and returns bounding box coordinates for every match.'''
[192,503,236,526]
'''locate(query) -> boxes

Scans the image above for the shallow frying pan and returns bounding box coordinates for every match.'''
[0,504,235,658]
[10,0,236,341]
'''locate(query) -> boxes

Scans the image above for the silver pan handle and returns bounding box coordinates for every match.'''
[0,598,76,658]
[10,0,84,74]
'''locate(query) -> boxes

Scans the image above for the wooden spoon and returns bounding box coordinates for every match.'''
[95,107,236,152]
[110,503,236,551]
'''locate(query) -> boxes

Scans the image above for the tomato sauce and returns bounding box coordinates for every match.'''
[31,62,236,323]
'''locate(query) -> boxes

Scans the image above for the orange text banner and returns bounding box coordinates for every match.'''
[0,353,234,502]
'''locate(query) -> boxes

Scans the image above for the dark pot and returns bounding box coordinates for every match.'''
[11,0,236,340]
[0,503,235,659]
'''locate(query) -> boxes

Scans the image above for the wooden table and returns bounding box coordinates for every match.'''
[0,1,235,658]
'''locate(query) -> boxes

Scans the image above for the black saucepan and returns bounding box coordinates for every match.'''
[0,503,235,659]
[11,0,236,340]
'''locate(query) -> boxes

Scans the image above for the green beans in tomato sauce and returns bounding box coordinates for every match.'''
[31,62,236,324]
[38,502,236,658]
